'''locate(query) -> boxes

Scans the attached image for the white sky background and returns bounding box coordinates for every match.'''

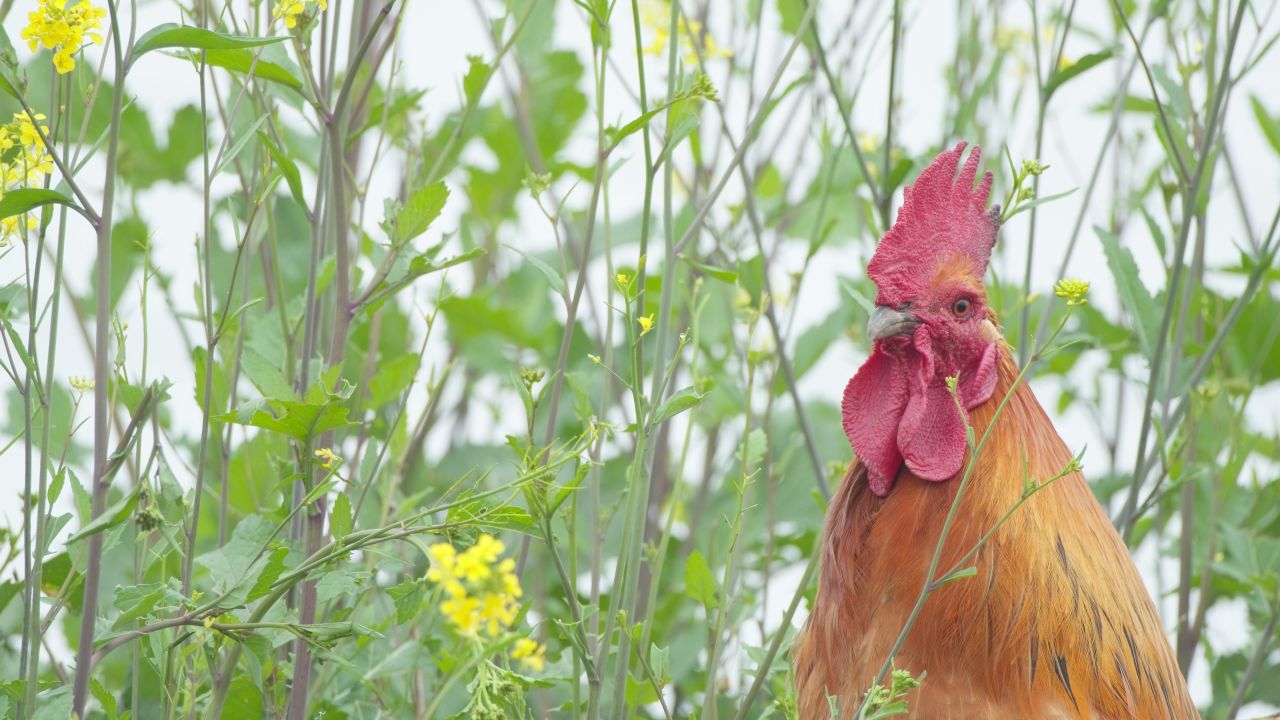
[3,0,1280,712]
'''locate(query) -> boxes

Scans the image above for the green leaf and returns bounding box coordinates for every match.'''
[259,131,307,208]
[366,353,419,407]
[463,55,492,105]
[1003,187,1078,221]
[195,515,277,605]
[1250,95,1280,158]
[680,256,738,284]
[1096,226,1160,358]
[65,485,142,544]
[90,679,119,720]
[221,397,355,440]
[1044,50,1114,101]
[246,546,289,603]
[403,247,486,284]
[505,244,565,296]
[651,386,706,426]
[30,689,71,720]
[240,347,297,401]
[212,114,269,176]
[395,182,450,244]
[0,318,34,376]
[387,580,425,623]
[330,492,353,542]
[933,566,978,588]
[222,676,265,720]
[684,550,718,612]
[133,23,288,58]
[203,48,303,91]
[0,189,77,221]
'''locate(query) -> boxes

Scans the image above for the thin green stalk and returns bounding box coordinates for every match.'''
[733,549,820,720]
[1117,0,1247,539]
[879,0,901,229]
[1225,612,1278,720]
[72,0,128,713]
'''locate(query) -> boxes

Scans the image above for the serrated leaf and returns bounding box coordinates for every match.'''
[395,182,449,244]
[463,55,492,105]
[247,546,289,602]
[1096,226,1160,358]
[651,386,706,426]
[240,347,297,401]
[684,550,718,612]
[330,493,352,541]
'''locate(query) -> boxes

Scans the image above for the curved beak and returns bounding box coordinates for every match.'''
[866,306,920,341]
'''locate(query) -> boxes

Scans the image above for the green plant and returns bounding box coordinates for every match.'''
[1,0,1278,718]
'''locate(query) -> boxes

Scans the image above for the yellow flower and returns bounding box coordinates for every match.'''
[22,0,108,75]
[426,542,466,598]
[1058,55,1076,72]
[68,375,95,392]
[1053,278,1090,306]
[637,314,655,336]
[455,548,493,582]
[641,0,732,64]
[313,447,340,469]
[512,638,546,672]
[497,558,522,599]
[274,0,326,29]
[426,534,527,638]
[857,132,879,154]
[440,593,481,636]
[203,616,215,629]
[0,111,55,243]
[477,591,517,636]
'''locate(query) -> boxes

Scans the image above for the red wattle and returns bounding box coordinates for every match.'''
[841,346,909,496]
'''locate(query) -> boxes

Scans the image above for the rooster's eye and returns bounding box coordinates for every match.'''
[952,298,972,317]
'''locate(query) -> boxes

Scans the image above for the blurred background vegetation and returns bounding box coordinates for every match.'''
[1,0,1279,717]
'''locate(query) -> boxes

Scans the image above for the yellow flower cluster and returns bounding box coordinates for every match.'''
[641,0,732,64]
[0,111,55,243]
[314,447,340,469]
[511,637,546,672]
[427,534,522,637]
[274,0,328,29]
[21,0,107,75]
[1054,278,1090,306]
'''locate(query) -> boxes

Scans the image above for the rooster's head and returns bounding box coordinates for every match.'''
[842,142,1002,496]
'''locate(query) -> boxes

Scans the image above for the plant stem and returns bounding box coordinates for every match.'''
[72,1,128,714]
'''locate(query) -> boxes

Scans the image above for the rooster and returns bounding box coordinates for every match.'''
[792,143,1197,719]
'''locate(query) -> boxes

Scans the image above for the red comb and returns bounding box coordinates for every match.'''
[866,142,998,305]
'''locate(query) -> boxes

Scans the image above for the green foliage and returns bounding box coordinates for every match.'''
[2,1,1279,720]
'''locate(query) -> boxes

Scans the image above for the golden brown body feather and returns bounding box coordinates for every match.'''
[793,343,1197,719]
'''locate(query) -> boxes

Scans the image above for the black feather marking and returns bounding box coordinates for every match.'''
[1055,534,1070,571]
[1123,626,1144,688]
[1053,655,1078,709]
[1157,672,1176,716]
[1030,640,1039,682]
[1115,653,1131,688]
